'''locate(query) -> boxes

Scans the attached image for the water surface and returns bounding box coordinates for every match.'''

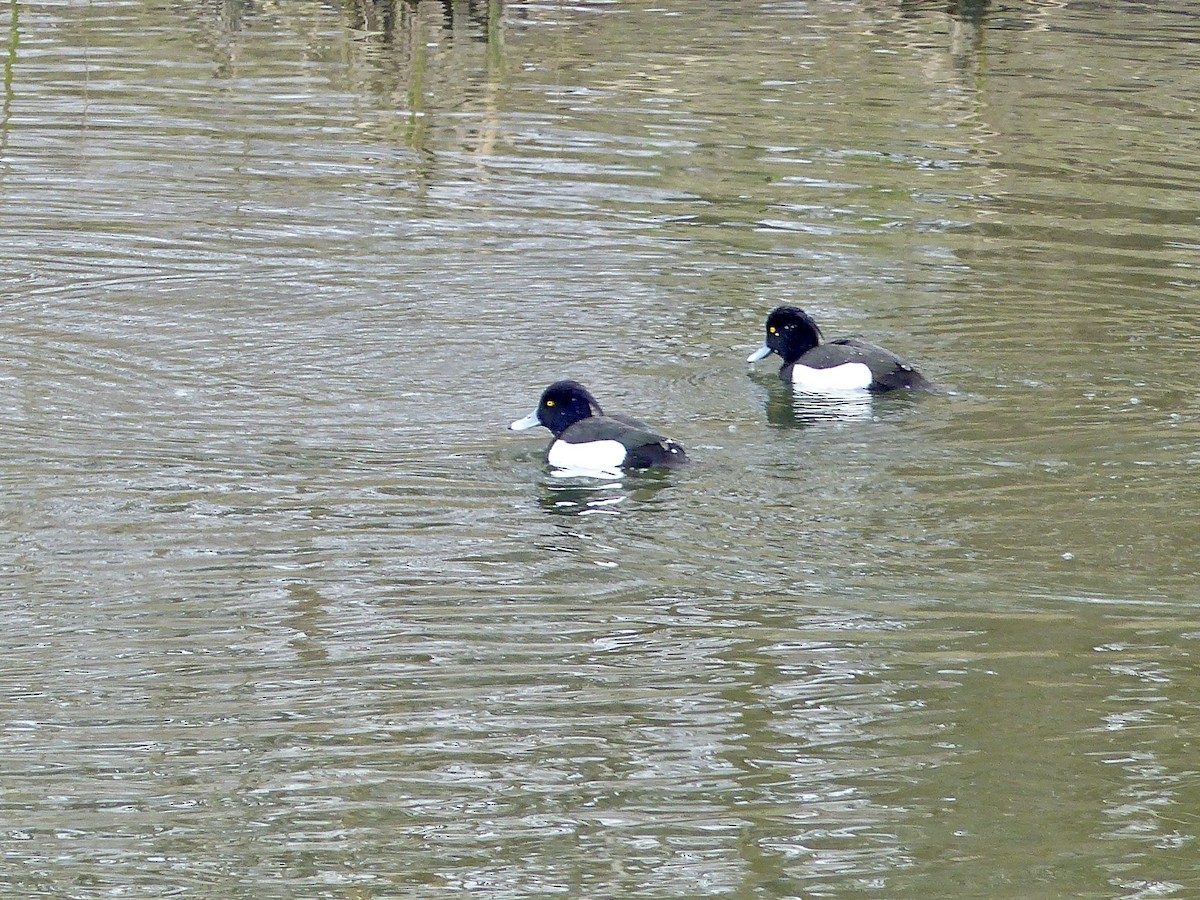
[2,1,1200,896]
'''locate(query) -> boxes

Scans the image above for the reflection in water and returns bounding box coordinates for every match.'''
[945,0,988,70]
[539,478,626,518]
[216,0,248,32]
[2,0,15,157]
[177,0,511,188]
[537,471,676,518]
[340,0,501,40]
[343,0,509,175]
[753,379,876,427]
[946,0,989,22]
[751,375,935,428]
[199,0,505,40]
[285,581,331,666]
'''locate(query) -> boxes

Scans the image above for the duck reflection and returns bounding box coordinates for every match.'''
[537,470,675,518]
[753,379,876,428]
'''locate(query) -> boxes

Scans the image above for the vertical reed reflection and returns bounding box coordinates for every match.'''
[2,0,18,159]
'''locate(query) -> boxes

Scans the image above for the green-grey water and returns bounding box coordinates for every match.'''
[2,1,1199,896]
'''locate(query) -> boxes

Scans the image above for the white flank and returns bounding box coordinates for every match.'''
[547,438,627,477]
[791,362,873,393]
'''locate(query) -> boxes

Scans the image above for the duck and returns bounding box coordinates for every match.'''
[509,380,688,473]
[747,305,931,393]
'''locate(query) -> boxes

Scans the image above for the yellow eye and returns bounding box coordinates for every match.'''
[768,326,776,334]
[545,399,555,407]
